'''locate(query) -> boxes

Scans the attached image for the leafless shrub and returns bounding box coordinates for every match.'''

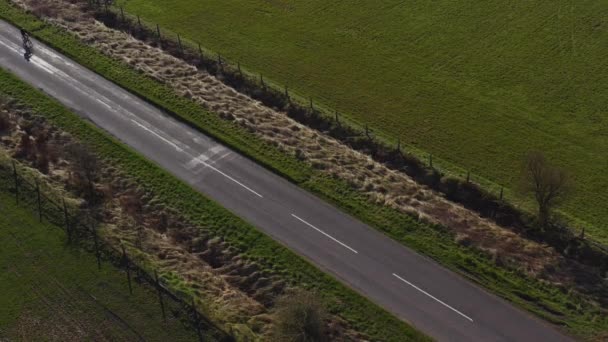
[13,134,34,160]
[66,142,99,198]
[273,289,327,342]
[0,111,11,132]
[67,143,97,180]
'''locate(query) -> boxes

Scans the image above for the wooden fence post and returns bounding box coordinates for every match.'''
[120,6,125,23]
[499,186,504,200]
[93,226,101,270]
[156,24,161,42]
[198,43,203,61]
[137,15,142,30]
[12,160,18,204]
[63,199,72,243]
[177,34,183,54]
[466,171,470,183]
[309,97,313,111]
[122,245,133,294]
[335,110,339,125]
[36,181,42,222]
[237,62,242,77]
[155,270,166,321]
[192,298,203,342]
[260,74,264,87]
[284,85,289,99]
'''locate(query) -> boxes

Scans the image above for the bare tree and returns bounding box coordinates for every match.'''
[0,110,10,132]
[118,192,145,248]
[273,289,327,342]
[520,151,572,227]
[66,143,99,198]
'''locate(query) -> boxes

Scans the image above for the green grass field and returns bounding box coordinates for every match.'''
[1,2,606,338]
[119,0,608,241]
[0,11,428,335]
[0,192,199,341]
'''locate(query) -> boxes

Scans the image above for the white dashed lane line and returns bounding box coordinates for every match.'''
[6,31,472,328]
[393,273,474,322]
[291,214,358,254]
[0,32,262,200]
[131,120,263,198]
[196,160,263,198]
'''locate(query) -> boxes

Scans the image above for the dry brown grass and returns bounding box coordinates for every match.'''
[0,89,362,340]
[14,0,565,277]
[8,0,608,335]
[0,96,265,330]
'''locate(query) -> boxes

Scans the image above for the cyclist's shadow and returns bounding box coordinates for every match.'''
[20,29,33,61]
[23,47,33,61]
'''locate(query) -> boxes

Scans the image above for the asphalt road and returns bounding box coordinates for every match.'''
[0,20,572,341]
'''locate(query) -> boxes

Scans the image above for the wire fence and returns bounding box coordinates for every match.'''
[0,160,233,342]
[88,1,516,208]
[104,1,487,174]
[83,1,608,268]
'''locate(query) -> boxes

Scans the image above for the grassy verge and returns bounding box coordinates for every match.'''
[118,0,608,241]
[0,3,605,338]
[0,191,199,341]
[0,65,428,342]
